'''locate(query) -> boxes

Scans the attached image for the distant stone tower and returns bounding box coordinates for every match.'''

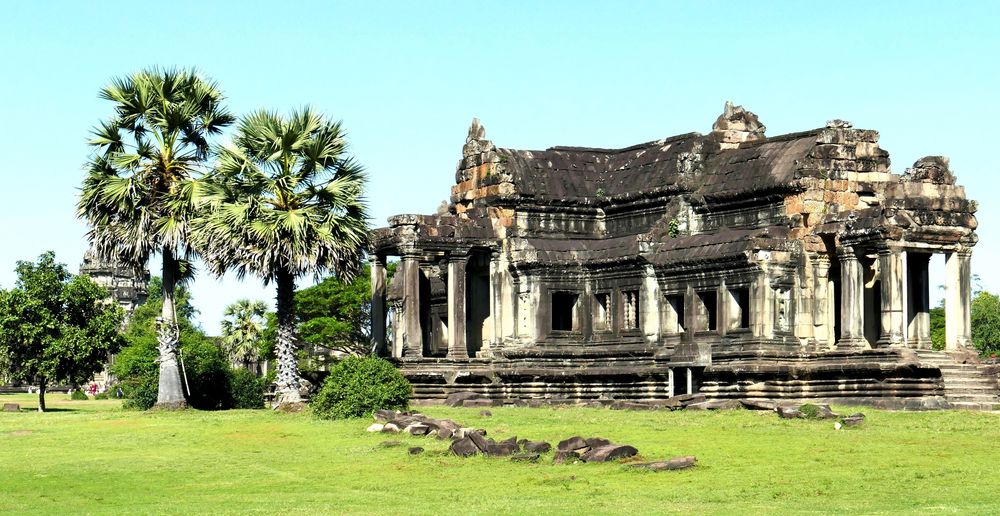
[78,244,150,320]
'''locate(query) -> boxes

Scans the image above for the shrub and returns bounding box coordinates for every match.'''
[180,338,233,410]
[312,356,411,419]
[799,403,823,419]
[70,389,89,401]
[229,368,265,409]
[94,391,109,400]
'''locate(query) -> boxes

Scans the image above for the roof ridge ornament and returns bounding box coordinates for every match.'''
[712,101,765,149]
[467,117,486,143]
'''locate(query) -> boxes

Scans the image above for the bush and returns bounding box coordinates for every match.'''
[180,338,233,410]
[229,368,265,409]
[70,389,89,401]
[94,391,108,400]
[312,356,411,419]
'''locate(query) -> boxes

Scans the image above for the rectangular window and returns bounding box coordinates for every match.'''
[593,293,611,331]
[551,292,578,332]
[727,287,750,329]
[622,290,640,330]
[696,290,718,331]
[664,294,685,334]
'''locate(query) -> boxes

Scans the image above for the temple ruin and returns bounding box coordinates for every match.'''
[371,103,997,409]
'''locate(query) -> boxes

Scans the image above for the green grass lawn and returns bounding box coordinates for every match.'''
[2,393,999,514]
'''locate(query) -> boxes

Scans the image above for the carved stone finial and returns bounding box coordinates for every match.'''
[826,119,853,129]
[467,117,486,143]
[712,101,765,147]
[903,155,955,185]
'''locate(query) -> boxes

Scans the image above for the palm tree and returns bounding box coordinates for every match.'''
[77,68,234,408]
[195,107,369,406]
[221,299,268,371]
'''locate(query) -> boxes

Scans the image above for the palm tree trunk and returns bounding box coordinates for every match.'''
[274,268,303,405]
[37,378,46,413]
[155,248,187,409]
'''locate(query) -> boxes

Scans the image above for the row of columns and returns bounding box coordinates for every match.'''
[370,252,475,360]
[835,245,972,350]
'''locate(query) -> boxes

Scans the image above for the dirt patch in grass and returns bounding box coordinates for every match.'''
[9,430,33,436]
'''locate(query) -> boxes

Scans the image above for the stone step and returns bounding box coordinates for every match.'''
[944,387,997,393]
[948,402,999,411]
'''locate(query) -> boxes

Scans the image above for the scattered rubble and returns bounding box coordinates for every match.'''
[369,409,677,467]
[629,456,698,471]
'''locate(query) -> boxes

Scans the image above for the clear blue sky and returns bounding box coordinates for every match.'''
[1,1,997,334]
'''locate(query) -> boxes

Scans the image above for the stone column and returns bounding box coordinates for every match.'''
[837,246,867,349]
[370,255,388,356]
[877,249,905,348]
[400,253,423,358]
[447,254,469,359]
[906,252,932,349]
[945,248,973,350]
[812,256,832,349]
[640,265,661,345]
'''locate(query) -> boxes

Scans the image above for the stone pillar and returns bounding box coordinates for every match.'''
[686,367,694,395]
[400,253,423,358]
[640,265,661,345]
[945,249,973,350]
[447,254,468,359]
[667,368,675,398]
[877,249,905,348]
[906,252,932,349]
[812,256,832,349]
[370,255,388,356]
[837,246,866,349]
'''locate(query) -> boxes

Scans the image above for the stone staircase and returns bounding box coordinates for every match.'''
[916,350,999,410]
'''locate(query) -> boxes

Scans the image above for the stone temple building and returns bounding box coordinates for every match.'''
[371,103,997,409]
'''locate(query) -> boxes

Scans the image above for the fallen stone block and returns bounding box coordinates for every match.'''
[511,453,540,462]
[585,437,611,448]
[611,401,658,411]
[686,399,742,410]
[740,399,779,411]
[405,424,431,436]
[557,436,588,452]
[436,428,454,440]
[461,399,495,408]
[486,442,518,457]
[777,406,802,419]
[444,391,481,407]
[373,409,398,423]
[2,403,19,412]
[469,431,491,452]
[479,410,492,417]
[366,423,384,433]
[629,456,697,471]
[554,450,577,464]
[842,413,865,427]
[581,444,638,463]
[381,423,401,433]
[523,441,551,453]
[449,437,480,457]
[408,447,424,455]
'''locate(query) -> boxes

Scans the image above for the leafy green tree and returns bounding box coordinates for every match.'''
[195,108,369,406]
[0,252,125,412]
[930,306,945,351]
[971,291,1000,356]
[220,299,268,371]
[78,68,233,408]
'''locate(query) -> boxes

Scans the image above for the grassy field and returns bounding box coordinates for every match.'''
[2,394,999,515]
